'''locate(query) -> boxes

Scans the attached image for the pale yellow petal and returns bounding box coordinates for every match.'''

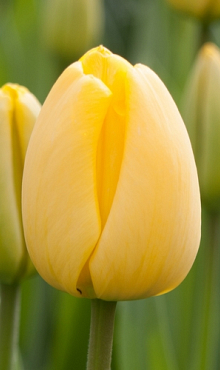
[0,91,24,283]
[90,64,201,300]
[22,63,112,296]
[182,43,220,209]
[81,45,132,226]
[196,45,220,206]
[15,88,41,164]
[2,84,41,165]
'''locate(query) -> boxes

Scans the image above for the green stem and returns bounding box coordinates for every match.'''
[87,299,117,370]
[155,296,179,370]
[198,213,220,369]
[0,283,21,370]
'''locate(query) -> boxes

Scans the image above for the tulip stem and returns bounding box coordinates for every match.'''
[87,299,117,370]
[0,283,21,370]
[197,213,220,369]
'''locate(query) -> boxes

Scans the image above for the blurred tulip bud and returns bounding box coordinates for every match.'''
[182,43,220,212]
[0,84,41,284]
[166,0,220,21]
[22,46,201,301]
[42,0,104,60]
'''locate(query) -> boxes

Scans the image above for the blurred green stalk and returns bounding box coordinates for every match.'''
[0,283,21,370]
[87,299,117,370]
[197,213,220,369]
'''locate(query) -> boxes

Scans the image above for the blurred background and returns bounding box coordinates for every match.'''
[1,0,220,369]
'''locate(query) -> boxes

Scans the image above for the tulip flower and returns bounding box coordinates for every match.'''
[0,83,41,284]
[182,43,220,211]
[42,0,104,60]
[166,0,220,21]
[22,46,201,302]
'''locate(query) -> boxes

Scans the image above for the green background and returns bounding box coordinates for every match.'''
[1,0,220,369]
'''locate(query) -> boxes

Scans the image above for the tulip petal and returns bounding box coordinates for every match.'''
[22,62,112,296]
[2,84,41,165]
[14,87,41,164]
[81,45,132,226]
[90,64,201,300]
[193,45,220,207]
[0,91,24,283]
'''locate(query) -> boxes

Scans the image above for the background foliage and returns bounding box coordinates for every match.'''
[1,0,220,369]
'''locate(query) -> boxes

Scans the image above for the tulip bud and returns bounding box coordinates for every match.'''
[42,0,104,60]
[182,43,220,212]
[22,46,201,301]
[166,0,220,21]
[0,84,41,284]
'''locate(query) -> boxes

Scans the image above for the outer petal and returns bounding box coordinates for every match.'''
[0,91,24,283]
[199,47,220,207]
[14,85,41,164]
[1,84,41,280]
[182,43,220,209]
[90,64,201,300]
[16,88,41,277]
[22,62,112,296]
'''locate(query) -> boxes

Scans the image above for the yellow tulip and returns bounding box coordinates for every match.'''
[166,0,220,21]
[0,84,41,284]
[22,46,201,301]
[182,43,220,211]
[42,0,104,59]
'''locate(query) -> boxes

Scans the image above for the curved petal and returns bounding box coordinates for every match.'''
[2,84,41,165]
[22,63,112,296]
[15,87,41,164]
[80,46,133,227]
[0,91,24,283]
[198,45,220,206]
[90,64,201,300]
